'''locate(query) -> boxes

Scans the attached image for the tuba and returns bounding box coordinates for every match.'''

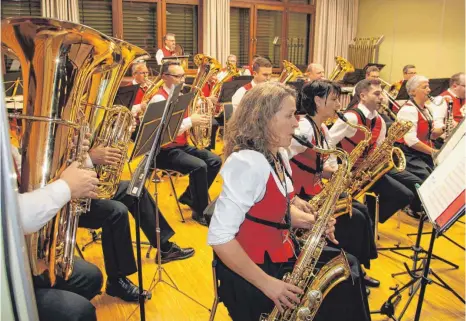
[187,54,221,149]
[210,60,240,117]
[84,39,148,199]
[278,60,304,83]
[261,136,352,321]
[328,56,355,82]
[2,17,118,285]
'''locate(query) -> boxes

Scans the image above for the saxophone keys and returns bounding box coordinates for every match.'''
[297,307,311,320]
[307,289,323,308]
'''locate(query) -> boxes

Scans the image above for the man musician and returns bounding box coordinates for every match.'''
[155,33,176,65]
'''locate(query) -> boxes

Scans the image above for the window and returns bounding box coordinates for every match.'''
[230,7,250,67]
[256,10,283,68]
[166,4,198,68]
[287,12,311,69]
[122,2,158,72]
[78,0,113,37]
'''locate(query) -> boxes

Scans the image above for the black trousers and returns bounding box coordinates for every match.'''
[216,249,371,321]
[34,257,102,321]
[388,168,424,213]
[368,173,414,223]
[397,143,434,183]
[155,145,222,213]
[79,181,175,278]
[208,116,224,150]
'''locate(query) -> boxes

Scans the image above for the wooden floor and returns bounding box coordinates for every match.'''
[77,144,465,321]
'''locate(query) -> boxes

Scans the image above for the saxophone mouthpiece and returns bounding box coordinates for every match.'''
[336,111,348,122]
[292,134,315,148]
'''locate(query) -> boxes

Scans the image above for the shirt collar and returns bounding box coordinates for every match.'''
[357,103,378,119]
[163,84,174,95]
[251,80,257,87]
[447,88,458,98]
[132,79,139,85]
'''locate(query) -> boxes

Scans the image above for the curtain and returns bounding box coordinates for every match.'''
[41,0,79,23]
[202,0,230,65]
[314,0,359,75]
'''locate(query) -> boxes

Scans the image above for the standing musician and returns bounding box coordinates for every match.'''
[396,75,443,183]
[79,142,195,302]
[328,79,414,224]
[231,57,273,110]
[434,72,465,128]
[306,63,325,82]
[155,33,176,65]
[208,82,371,321]
[13,144,102,321]
[288,80,378,290]
[147,61,222,226]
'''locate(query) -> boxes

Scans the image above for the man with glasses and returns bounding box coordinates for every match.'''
[403,64,417,81]
[148,61,222,226]
[130,62,150,127]
[156,33,176,65]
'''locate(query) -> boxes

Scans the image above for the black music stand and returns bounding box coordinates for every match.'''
[287,81,306,114]
[233,75,253,81]
[428,78,450,96]
[218,79,251,103]
[114,84,139,108]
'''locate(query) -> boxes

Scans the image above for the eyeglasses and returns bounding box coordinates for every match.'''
[137,71,149,75]
[165,73,185,79]
[405,72,417,75]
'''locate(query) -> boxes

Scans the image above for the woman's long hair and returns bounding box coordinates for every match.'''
[224,82,296,160]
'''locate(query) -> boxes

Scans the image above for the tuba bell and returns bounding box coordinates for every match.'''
[328,56,355,81]
[2,17,119,285]
[278,60,304,83]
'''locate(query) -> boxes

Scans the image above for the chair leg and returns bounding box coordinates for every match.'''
[81,230,101,252]
[75,244,85,260]
[167,173,185,223]
[374,194,380,244]
[209,261,220,321]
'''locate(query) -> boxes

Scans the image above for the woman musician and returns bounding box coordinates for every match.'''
[396,75,444,183]
[288,80,378,291]
[207,82,371,321]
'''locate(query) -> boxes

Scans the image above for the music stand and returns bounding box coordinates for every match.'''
[342,70,364,85]
[218,79,251,103]
[428,78,450,96]
[3,71,23,97]
[114,84,139,108]
[233,75,253,81]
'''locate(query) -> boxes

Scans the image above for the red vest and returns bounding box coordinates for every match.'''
[156,87,189,147]
[440,90,464,123]
[397,103,432,146]
[340,109,383,166]
[243,82,253,91]
[161,47,174,58]
[133,87,144,105]
[236,173,295,264]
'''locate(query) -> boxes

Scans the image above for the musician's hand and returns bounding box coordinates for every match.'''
[292,196,314,214]
[130,117,138,133]
[140,102,148,113]
[326,217,338,244]
[89,144,122,166]
[261,276,303,313]
[207,96,218,105]
[430,127,444,140]
[60,162,99,199]
[191,113,210,126]
[291,205,316,230]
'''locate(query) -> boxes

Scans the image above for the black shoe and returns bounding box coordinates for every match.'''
[364,275,381,288]
[192,212,208,226]
[366,287,371,296]
[106,277,151,302]
[158,243,195,264]
[179,194,194,208]
[405,207,421,219]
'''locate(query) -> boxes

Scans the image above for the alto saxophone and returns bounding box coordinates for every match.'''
[261,135,352,321]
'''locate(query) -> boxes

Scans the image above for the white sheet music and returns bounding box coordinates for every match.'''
[419,135,466,222]
[436,119,465,164]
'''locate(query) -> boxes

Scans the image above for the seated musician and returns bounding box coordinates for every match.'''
[306,63,325,82]
[288,80,378,291]
[13,144,102,321]
[396,75,443,183]
[434,72,465,129]
[147,61,222,226]
[231,57,273,110]
[155,33,176,65]
[130,62,150,119]
[81,141,195,302]
[217,54,240,81]
[328,79,414,224]
[208,82,371,321]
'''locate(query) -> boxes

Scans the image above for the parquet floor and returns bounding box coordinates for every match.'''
[77,143,465,321]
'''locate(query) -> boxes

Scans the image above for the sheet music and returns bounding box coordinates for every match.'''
[419,135,465,222]
[436,119,466,164]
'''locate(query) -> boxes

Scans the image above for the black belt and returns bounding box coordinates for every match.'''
[245,213,290,230]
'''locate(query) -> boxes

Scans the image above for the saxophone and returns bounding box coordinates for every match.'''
[2,17,118,285]
[261,135,352,321]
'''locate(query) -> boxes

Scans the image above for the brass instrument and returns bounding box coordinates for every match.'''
[348,36,384,69]
[85,39,148,199]
[444,97,454,138]
[141,75,165,106]
[278,60,304,83]
[2,17,118,284]
[187,54,222,149]
[379,78,402,118]
[328,56,355,82]
[262,135,352,321]
[210,61,240,117]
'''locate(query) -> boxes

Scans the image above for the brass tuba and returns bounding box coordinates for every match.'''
[84,39,148,199]
[2,17,119,285]
[278,60,304,83]
[262,136,352,321]
[328,56,355,81]
[187,54,221,149]
[210,60,240,117]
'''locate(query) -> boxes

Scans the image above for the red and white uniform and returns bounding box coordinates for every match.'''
[208,149,295,264]
[397,101,432,147]
[433,89,465,127]
[155,46,174,65]
[231,81,255,111]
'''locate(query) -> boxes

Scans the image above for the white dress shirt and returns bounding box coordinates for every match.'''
[231,80,257,111]
[327,103,386,167]
[288,116,331,159]
[431,89,458,128]
[397,102,432,147]
[148,84,193,136]
[130,79,144,117]
[207,149,294,246]
[155,47,172,65]
[12,146,71,234]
